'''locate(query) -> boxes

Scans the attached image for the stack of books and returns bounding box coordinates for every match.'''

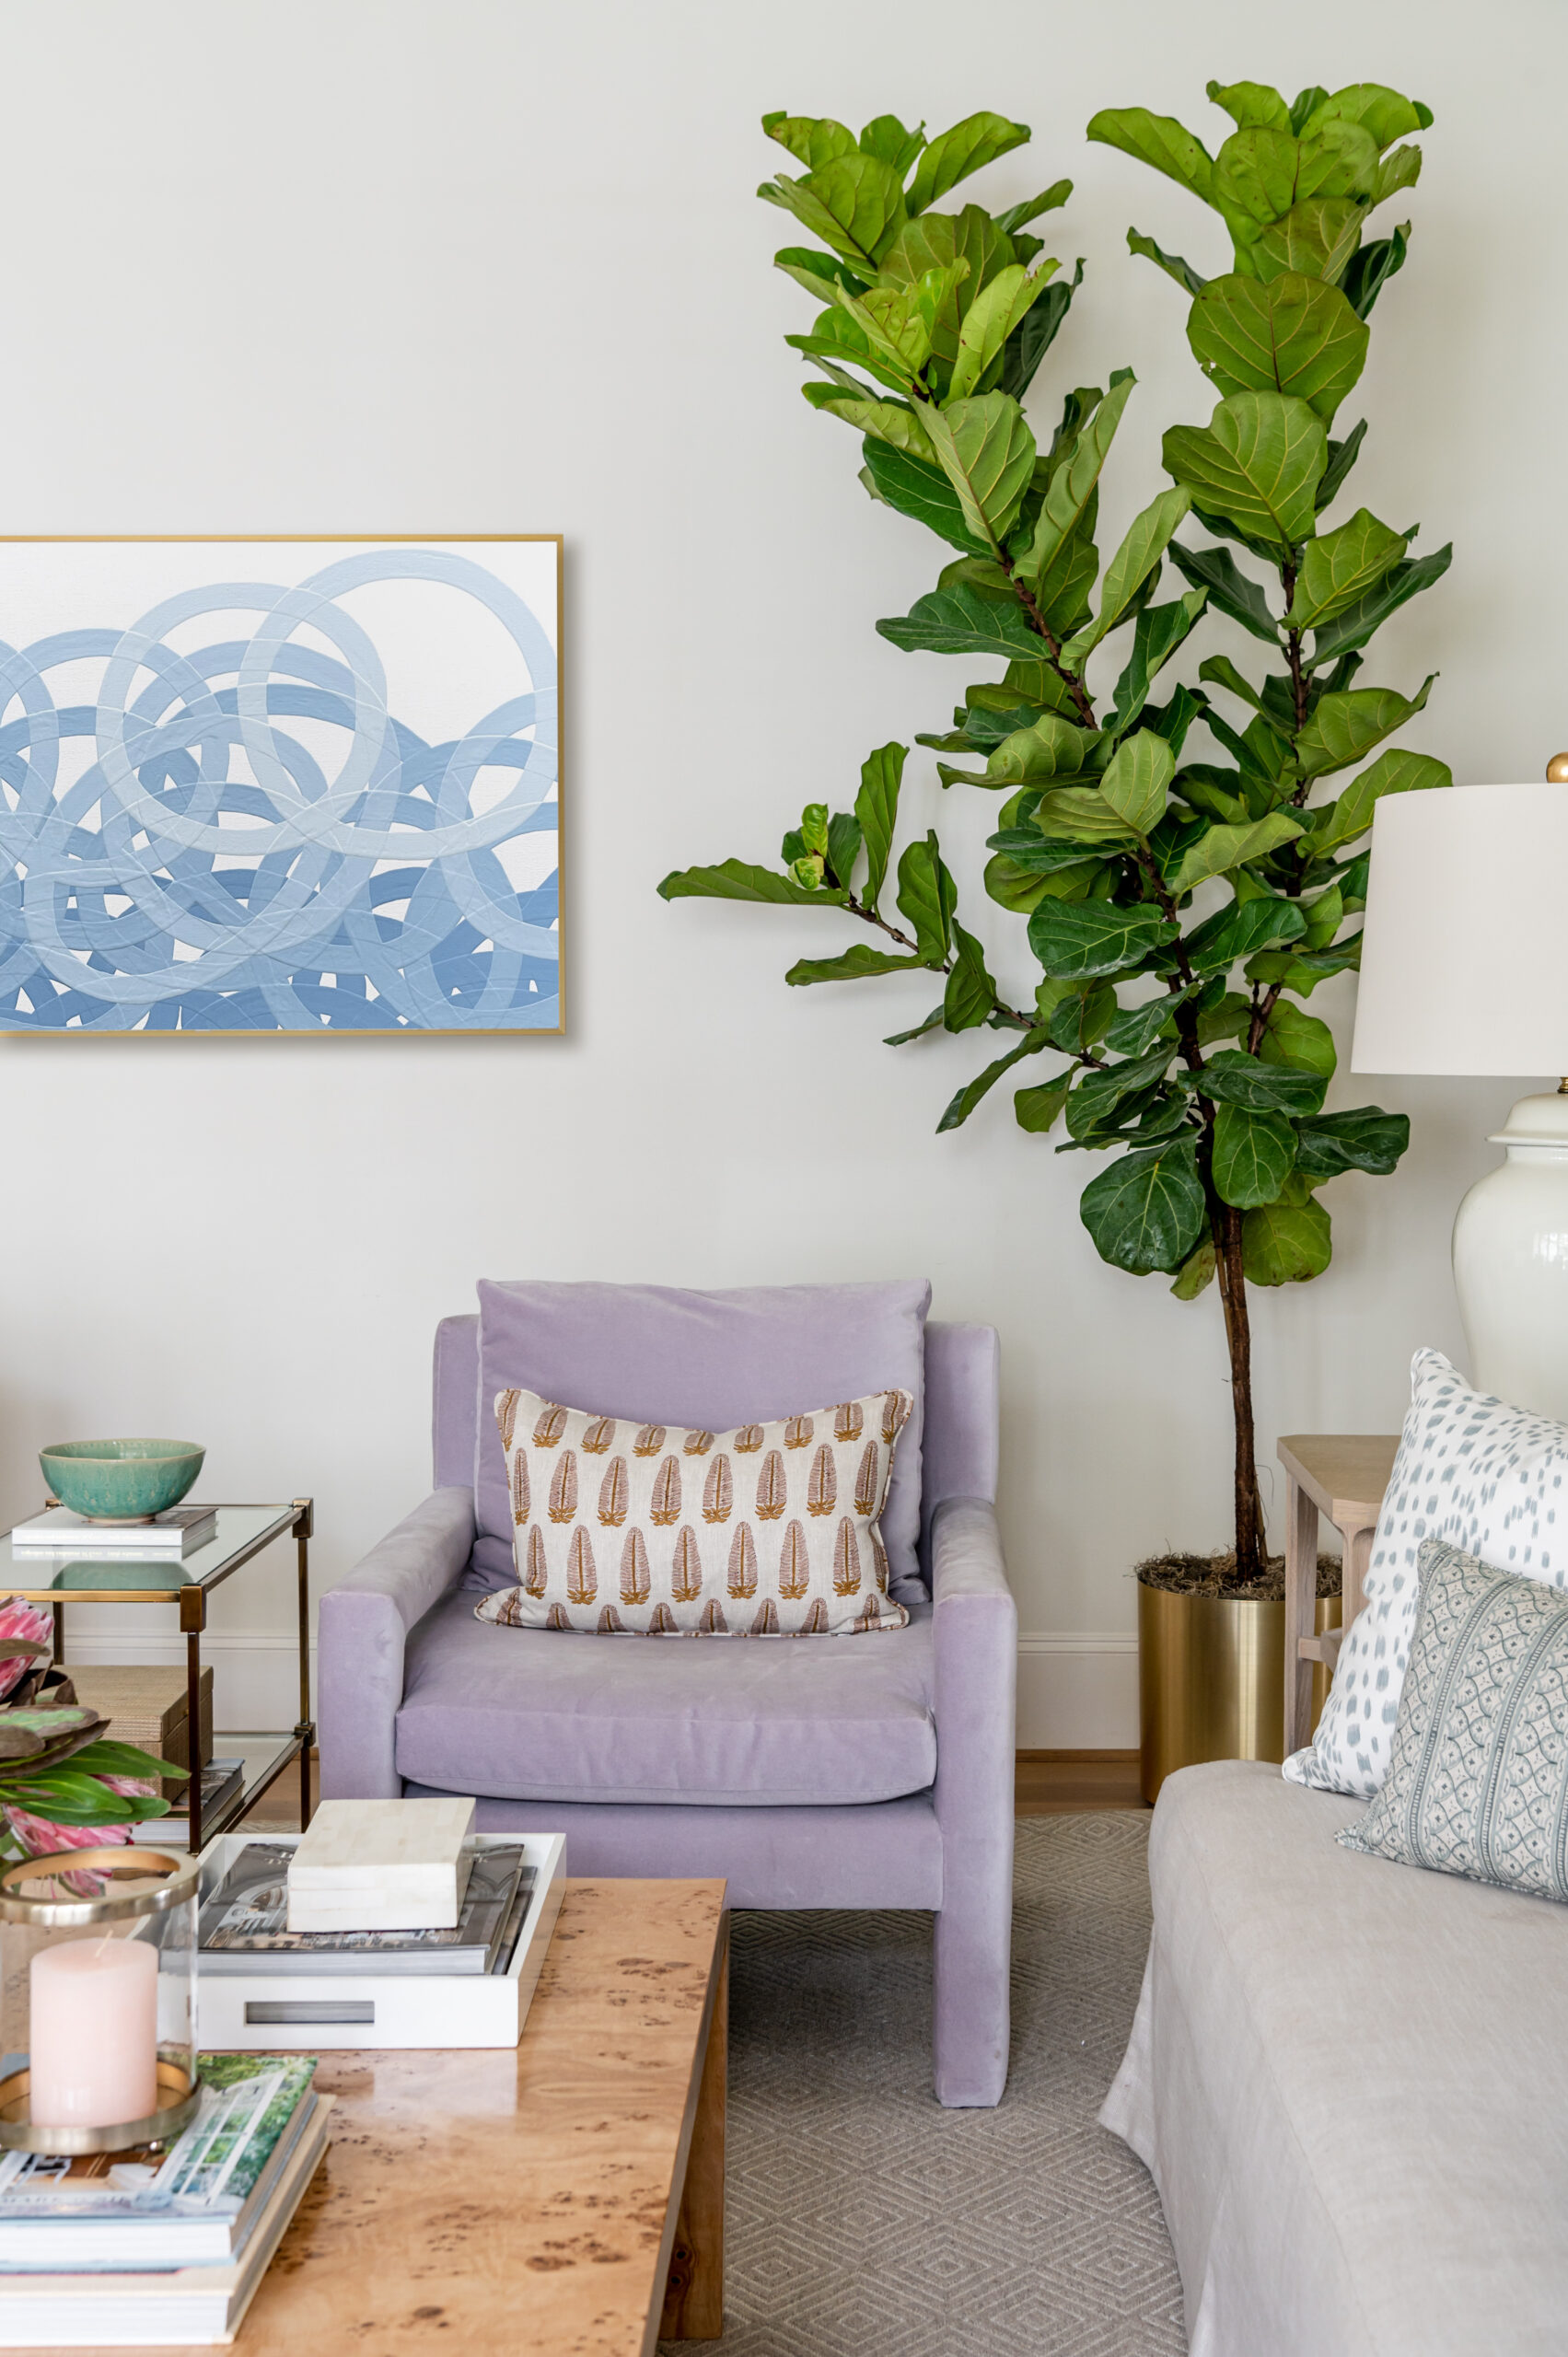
[10,1509,219,1561]
[199,1840,536,1977]
[0,2054,331,2345]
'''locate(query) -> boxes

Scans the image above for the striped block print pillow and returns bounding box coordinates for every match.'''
[475,1384,914,1635]
[1339,1538,1568,1903]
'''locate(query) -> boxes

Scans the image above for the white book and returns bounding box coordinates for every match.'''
[286,1797,477,1932]
[0,2101,331,2345]
[11,1509,218,1559]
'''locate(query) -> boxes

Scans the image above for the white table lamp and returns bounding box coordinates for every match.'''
[1353,768,1568,1419]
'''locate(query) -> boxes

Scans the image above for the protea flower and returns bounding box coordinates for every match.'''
[0,1599,53,1703]
[4,1777,157,1894]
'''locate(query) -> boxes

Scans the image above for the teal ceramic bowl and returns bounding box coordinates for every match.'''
[39,1439,205,1523]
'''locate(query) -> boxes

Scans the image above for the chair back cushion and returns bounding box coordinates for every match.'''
[470,1279,931,1596]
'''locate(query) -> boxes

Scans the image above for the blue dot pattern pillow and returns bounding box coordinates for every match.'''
[1284,1350,1568,1799]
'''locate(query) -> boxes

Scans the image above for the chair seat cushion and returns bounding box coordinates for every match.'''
[394,1587,936,1805]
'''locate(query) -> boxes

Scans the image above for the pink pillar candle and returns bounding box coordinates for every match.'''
[29,1936,158,2129]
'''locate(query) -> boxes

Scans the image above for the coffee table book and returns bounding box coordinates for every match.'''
[0,2100,332,2347]
[195,1832,566,2049]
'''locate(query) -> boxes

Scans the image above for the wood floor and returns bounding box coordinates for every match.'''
[238,1751,1147,1837]
[1015,1749,1146,1815]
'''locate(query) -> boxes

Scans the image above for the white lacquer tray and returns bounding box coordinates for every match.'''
[193,1831,566,2050]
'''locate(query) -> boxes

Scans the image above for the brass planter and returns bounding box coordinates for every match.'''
[1138,1583,1342,1806]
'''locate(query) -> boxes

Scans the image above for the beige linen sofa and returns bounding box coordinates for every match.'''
[1102,1759,1568,2357]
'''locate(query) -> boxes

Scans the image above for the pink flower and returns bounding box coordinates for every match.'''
[5,1779,158,1895]
[0,1598,52,1703]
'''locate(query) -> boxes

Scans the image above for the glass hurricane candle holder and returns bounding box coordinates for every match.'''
[0,1846,201,2153]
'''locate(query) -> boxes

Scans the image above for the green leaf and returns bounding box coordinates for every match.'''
[803,151,909,262]
[944,923,997,1031]
[1162,391,1328,547]
[816,391,936,460]
[1289,87,1331,136]
[981,712,1099,786]
[785,945,922,986]
[985,829,1104,873]
[938,1028,1050,1131]
[1341,225,1408,320]
[908,110,1030,212]
[860,438,990,555]
[1079,1137,1207,1275]
[995,180,1073,235]
[1107,594,1209,733]
[947,265,1059,404]
[897,833,957,964]
[885,1004,946,1045]
[1307,545,1452,665]
[1294,678,1434,777]
[1166,540,1279,643]
[1047,980,1118,1054]
[1066,1044,1179,1140]
[1245,936,1363,995]
[1251,199,1365,285]
[1371,144,1423,205]
[1287,507,1408,628]
[762,113,858,171]
[1183,892,1307,972]
[924,393,1038,548]
[1105,989,1191,1056]
[774,247,869,299]
[1259,999,1337,1077]
[1031,786,1139,844]
[826,811,861,888]
[1188,273,1369,423]
[66,1740,189,1781]
[1193,1049,1328,1115]
[1314,418,1366,511]
[1015,1073,1074,1134]
[983,852,1090,914]
[1170,1237,1217,1298]
[1207,79,1293,134]
[1294,1107,1409,1177]
[1017,372,1135,590]
[1197,654,1264,712]
[1098,730,1176,836]
[1300,85,1431,151]
[659,860,848,908]
[858,114,927,175]
[1028,899,1174,980]
[1062,486,1193,663]
[1213,1101,1297,1207]
[1308,746,1452,854]
[854,742,904,910]
[877,582,1044,663]
[1000,270,1077,399]
[1242,1194,1331,1283]
[1127,227,1208,296]
[1086,108,1215,203]
[1167,811,1303,895]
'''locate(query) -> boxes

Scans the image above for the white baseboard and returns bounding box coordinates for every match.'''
[63,1632,314,1732]
[1016,1631,1138,1749]
[63,1628,1141,1752]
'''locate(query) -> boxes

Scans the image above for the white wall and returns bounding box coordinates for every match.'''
[0,0,1560,1740]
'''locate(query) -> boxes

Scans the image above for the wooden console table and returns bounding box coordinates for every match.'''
[1279,1434,1400,1756]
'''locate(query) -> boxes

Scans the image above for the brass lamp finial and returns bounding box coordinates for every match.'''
[1547,753,1568,783]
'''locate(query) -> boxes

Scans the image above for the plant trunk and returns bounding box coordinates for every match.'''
[1214,1207,1268,1576]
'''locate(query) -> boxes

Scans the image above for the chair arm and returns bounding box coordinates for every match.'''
[318,1489,477,1801]
[931,1497,1017,1835]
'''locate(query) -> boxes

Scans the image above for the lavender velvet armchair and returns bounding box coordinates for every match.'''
[318,1311,1016,2106]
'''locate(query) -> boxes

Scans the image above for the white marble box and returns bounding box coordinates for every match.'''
[196,1831,566,2051]
[285,1795,477,1931]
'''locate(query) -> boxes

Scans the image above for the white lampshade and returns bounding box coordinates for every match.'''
[1352,781,1568,1076]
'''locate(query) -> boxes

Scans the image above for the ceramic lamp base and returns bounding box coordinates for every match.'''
[1453,1093,1568,1420]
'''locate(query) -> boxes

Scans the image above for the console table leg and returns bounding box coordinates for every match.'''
[186,1633,203,1853]
[1283,1477,1318,1757]
[660,1917,726,2340]
[295,1508,314,1829]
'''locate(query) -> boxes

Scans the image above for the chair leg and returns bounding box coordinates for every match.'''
[932,1864,1011,2107]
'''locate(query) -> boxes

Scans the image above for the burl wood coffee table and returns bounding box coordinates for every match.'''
[128,1877,726,2357]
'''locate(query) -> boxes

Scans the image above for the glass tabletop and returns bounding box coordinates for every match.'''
[0,1504,298,1600]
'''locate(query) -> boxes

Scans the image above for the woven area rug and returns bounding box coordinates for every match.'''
[664,1814,1186,2357]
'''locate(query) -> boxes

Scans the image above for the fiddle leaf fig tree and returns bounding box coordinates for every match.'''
[660,86,1451,1579]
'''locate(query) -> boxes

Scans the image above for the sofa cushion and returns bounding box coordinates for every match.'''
[1102,1761,1568,2357]
[1287,1347,1568,1799]
[470,1279,931,1598]
[395,1587,936,1805]
[478,1382,912,1635]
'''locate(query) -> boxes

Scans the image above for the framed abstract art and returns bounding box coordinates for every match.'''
[0,536,561,1033]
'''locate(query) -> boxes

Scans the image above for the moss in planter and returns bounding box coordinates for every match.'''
[1136,1550,1343,1605]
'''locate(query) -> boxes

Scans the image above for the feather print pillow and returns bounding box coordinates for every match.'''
[476,1385,914,1635]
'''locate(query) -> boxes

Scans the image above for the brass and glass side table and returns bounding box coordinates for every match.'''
[0,1502,315,1852]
